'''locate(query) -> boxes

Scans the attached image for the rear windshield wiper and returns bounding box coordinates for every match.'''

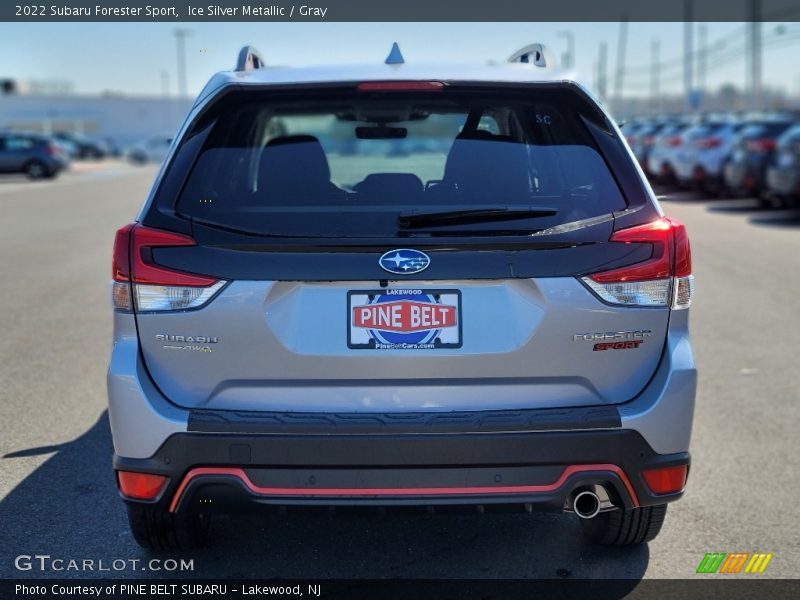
[397,207,558,229]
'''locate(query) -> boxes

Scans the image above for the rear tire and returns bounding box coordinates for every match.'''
[24,160,48,180]
[126,505,210,550]
[582,504,668,546]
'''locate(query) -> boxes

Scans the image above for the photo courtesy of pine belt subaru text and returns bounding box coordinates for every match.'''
[107,43,696,550]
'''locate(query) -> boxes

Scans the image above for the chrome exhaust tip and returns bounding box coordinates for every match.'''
[572,489,602,519]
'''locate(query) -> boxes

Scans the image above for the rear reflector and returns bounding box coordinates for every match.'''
[642,465,688,495]
[582,217,693,309]
[357,81,445,92]
[117,471,168,500]
[111,223,225,313]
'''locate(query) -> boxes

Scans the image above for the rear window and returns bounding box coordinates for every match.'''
[173,89,627,238]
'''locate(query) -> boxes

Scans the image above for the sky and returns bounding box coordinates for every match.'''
[1,22,799,99]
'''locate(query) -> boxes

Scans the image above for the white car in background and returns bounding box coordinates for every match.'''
[646,121,692,184]
[126,135,172,165]
[672,120,744,194]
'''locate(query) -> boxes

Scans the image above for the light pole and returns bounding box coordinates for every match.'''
[558,31,575,70]
[173,28,192,99]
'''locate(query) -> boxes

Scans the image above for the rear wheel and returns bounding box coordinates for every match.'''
[126,505,210,550]
[582,504,668,546]
[24,160,48,180]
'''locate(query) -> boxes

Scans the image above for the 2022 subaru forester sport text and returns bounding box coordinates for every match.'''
[108,44,696,550]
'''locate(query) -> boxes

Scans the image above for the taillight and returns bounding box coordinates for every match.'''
[357,81,445,92]
[666,136,683,147]
[696,137,722,149]
[111,223,225,313]
[45,144,58,156]
[643,135,655,146]
[745,138,776,153]
[582,217,694,309]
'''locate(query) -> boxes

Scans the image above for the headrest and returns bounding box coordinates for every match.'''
[258,135,332,198]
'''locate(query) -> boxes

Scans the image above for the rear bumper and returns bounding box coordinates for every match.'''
[766,166,800,196]
[107,310,697,461]
[114,428,689,513]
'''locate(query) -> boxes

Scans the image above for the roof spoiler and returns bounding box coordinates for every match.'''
[235,46,266,72]
[508,43,550,68]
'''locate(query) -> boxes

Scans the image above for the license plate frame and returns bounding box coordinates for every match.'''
[347,288,462,350]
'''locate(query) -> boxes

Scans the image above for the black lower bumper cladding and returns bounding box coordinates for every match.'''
[114,407,689,514]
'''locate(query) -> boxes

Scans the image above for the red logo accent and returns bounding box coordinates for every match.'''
[353,301,456,333]
[593,341,643,351]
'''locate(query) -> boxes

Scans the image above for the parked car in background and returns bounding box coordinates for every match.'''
[673,120,744,196]
[103,137,123,158]
[53,132,109,159]
[723,119,795,202]
[0,132,69,179]
[126,135,172,165]
[629,120,674,175]
[646,120,692,183]
[765,123,800,207]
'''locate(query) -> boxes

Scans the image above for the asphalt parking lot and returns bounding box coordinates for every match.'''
[0,165,798,580]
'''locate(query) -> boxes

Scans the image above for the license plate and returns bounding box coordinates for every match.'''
[348,289,462,350]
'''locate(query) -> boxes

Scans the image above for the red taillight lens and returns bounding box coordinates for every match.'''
[643,135,655,145]
[583,217,693,308]
[589,218,674,283]
[672,220,692,277]
[112,223,216,286]
[666,136,683,147]
[129,225,217,286]
[642,465,688,495]
[45,144,58,156]
[110,223,224,312]
[357,81,445,92]
[117,471,168,500]
[696,137,722,149]
[745,138,776,153]
[112,223,135,282]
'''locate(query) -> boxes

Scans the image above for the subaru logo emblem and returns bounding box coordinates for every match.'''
[379,249,431,275]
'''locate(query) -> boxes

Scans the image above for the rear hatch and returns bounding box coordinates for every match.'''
[125,82,679,412]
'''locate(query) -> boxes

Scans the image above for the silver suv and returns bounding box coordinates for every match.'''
[108,45,696,550]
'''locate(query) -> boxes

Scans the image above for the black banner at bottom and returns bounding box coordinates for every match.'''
[4,579,800,600]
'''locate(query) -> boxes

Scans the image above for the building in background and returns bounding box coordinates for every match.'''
[0,78,192,146]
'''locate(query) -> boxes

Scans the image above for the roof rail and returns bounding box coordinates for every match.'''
[235,46,265,72]
[508,44,549,68]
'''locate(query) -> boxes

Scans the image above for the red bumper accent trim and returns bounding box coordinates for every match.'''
[168,464,640,513]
